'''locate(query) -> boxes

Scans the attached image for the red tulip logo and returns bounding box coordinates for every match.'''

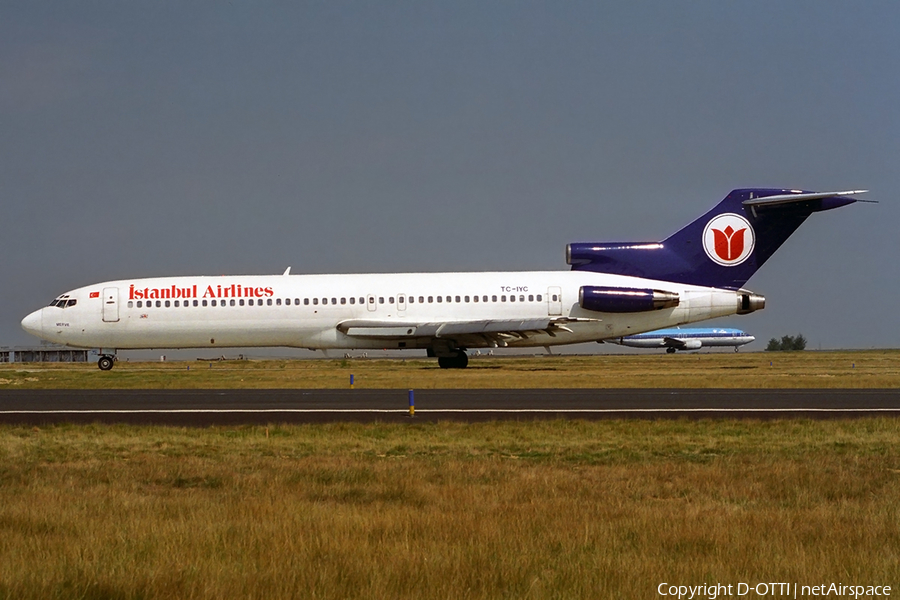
[703,213,754,266]
[712,225,746,261]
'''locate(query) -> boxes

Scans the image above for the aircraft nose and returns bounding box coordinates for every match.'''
[21,309,44,338]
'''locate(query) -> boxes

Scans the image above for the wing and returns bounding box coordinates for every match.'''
[662,336,688,350]
[337,317,596,347]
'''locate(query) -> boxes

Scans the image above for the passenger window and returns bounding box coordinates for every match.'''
[419,296,424,303]
[437,296,442,303]
[128,301,134,308]
[341,298,346,305]
[552,294,558,301]
[276,298,282,306]
[174,300,180,307]
[464,296,470,302]
[194,300,199,307]
[446,296,451,303]
[510,295,515,302]
[165,300,171,307]
[331,298,336,305]
[348,297,354,305]
[502,295,507,302]
[378,297,384,304]
[359,297,364,304]
[519,295,525,302]
[322,298,327,305]
[267,299,273,306]
[156,300,162,307]
[528,295,534,302]
[473,296,478,303]
[536,294,542,301]
[389,297,394,304]
[428,296,433,303]
[313,298,318,305]
[240,299,245,306]
[231,299,236,306]
[408,296,414,304]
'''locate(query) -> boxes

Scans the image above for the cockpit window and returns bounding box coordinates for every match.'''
[48,295,76,308]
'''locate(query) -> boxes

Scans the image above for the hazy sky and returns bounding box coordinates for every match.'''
[2,2,898,353]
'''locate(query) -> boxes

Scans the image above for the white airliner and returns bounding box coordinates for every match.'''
[21,188,865,369]
[609,327,755,353]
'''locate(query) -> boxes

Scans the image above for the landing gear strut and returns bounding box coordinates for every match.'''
[97,355,115,371]
[437,351,469,369]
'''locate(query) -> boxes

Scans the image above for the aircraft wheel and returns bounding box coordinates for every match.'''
[437,352,468,369]
[666,347,677,354]
[98,356,115,371]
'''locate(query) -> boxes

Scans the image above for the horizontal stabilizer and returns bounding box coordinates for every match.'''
[742,190,868,207]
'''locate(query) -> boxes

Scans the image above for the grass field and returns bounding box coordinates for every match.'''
[2,349,899,389]
[0,419,897,599]
[1,353,898,598]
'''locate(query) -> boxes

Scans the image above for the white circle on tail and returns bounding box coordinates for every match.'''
[702,213,755,266]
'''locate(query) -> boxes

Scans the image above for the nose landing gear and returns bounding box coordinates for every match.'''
[97,355,116,371]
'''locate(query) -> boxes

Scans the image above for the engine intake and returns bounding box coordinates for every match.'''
[579,286,680,313]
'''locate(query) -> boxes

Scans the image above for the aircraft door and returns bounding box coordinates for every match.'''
[367,294,377,312]
[548,286,562,316]
[102,287,120,322]
[397,294,406,315]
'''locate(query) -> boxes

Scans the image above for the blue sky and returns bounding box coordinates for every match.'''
[2,2,897,352]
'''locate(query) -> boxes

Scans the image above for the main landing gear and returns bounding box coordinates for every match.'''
[428,347,469,369]
[437,352,469,369]
[97,355,116,371]
[666,347,677,354]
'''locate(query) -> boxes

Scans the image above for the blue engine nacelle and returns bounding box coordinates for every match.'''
[579,286,680,313]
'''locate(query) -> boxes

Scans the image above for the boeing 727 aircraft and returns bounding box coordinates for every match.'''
[21,188,865,369]
[609,327,755,353]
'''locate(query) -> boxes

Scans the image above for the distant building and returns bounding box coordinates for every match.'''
[0,346,89,364]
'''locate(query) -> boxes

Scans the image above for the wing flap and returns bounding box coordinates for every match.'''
[338,318,554,340]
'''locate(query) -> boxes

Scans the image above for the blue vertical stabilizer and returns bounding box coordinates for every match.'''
[567,189,864,289]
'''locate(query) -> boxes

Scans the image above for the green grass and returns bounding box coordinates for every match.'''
[2,349,899,388]
[0,420,898,599]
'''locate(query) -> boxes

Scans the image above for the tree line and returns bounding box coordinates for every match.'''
[765,334,807,351]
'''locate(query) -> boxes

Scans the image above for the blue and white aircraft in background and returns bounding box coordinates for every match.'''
[609,327,755,353]
[21,188,865,369]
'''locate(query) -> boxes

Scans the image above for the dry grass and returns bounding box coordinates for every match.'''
[2,349,899,389]
[0,419,897,599]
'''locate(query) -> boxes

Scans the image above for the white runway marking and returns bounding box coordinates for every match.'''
[1,408,900,415]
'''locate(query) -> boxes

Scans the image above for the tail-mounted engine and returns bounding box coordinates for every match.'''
[737,292,765,314]
[579,286,680,313]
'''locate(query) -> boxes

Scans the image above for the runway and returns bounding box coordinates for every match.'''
[0,388,898,425]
